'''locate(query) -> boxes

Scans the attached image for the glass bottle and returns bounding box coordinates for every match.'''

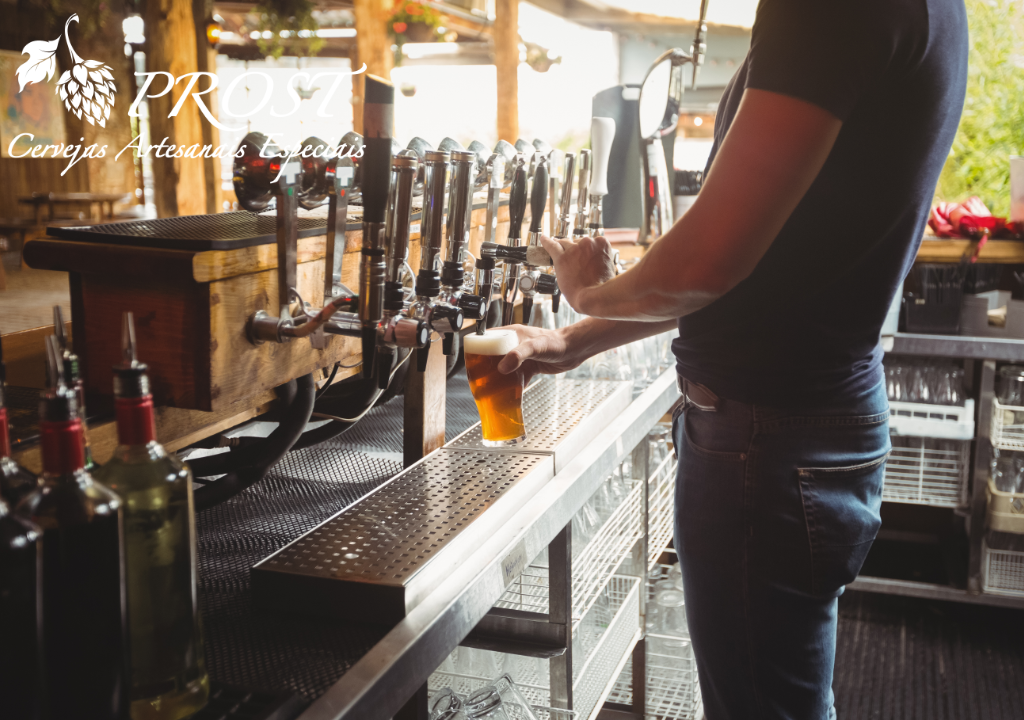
[53,306,96,471]
[19,335,129,720]
[0,494,42,719]
[0,345,38,506]
[97,313,209,720]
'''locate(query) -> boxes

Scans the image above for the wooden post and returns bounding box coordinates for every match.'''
[403,345,447,467]
[494,0,519,144]
[352,0,395,135]
[194,0,224,214]
[144,0,207,217]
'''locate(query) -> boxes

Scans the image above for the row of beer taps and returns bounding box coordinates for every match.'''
[232,75,616,390]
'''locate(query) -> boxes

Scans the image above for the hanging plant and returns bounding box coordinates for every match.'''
[388,2,446,63]
[253,0,325,59]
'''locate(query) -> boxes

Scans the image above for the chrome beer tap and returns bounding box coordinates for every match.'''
[498,156,528,327]
[241,132,364,346]
[439,150,486,353]
[588,117,615,238]
[376,153,430,387]
[573,149,591,238]
[410,150,465,370]
[235,132,308,345]
[518,155,551,325]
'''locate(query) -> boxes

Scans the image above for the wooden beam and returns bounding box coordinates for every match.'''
[144,0,208,217]
[353,0,395,135]
[494,0,519,144]
[915,238,1024,264]
[195,0,225,214]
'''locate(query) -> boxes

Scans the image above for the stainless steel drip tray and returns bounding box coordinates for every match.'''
[252,449,554,624]
[446,377,633,472]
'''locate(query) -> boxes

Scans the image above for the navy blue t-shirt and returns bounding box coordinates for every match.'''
[672,0,968,406]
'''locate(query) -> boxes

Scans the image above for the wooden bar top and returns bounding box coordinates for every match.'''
[917,237,1024,264]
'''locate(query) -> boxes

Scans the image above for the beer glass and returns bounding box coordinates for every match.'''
[465,329,526,446]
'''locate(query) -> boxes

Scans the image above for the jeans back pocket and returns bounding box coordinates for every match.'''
[797,453,887,596]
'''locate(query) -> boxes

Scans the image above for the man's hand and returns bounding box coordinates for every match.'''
[540,235,617,314]
[497,324,585,385]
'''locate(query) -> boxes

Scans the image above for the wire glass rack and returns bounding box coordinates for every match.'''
[494,476,643,629]
[883,436,970,508]
[429,576,641,720]
[648,452,677,570]
[608,564,702,720]
[991,400,1024,452]
[982,541,1024,597]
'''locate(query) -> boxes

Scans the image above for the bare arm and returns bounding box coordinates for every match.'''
[545,88,843,322]
[497,317,678,383]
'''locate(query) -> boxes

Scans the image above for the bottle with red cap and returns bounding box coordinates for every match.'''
[19,334,129,720]
[97,313,209,720]
[0,336,38,506]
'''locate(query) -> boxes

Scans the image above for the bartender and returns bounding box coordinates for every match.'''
[499,1,968,718]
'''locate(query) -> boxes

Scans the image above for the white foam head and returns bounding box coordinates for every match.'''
[464,328,518,356]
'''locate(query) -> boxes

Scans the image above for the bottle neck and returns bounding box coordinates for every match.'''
[115,395,157,447]
[0,406,10,458]
[40,418,86,476]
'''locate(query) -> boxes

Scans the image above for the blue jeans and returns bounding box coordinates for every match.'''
[672,381,890,720]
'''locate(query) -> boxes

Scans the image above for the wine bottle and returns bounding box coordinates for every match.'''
[97,313,209,720]
[0,495,42,720]
[53,306,96,471]
[0,338,38,506]
[20,335,129,720]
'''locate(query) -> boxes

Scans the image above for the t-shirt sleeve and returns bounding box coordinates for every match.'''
[745,0,901,121]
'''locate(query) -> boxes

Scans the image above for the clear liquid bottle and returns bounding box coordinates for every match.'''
[97,313,209,720]
[19,335,129,720]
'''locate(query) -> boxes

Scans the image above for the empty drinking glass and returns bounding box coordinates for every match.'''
[430,689,467,720]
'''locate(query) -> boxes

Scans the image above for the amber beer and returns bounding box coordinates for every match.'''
[465,329,526,446]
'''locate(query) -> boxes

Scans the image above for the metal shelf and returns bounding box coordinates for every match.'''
[849,575,1024,609]
[886,332,1024,361]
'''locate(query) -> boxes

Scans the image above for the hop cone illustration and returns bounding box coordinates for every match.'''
[55,14,116,128]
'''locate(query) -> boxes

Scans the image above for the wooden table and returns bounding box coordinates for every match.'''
[18,192,132,224]
[0,218,35,290]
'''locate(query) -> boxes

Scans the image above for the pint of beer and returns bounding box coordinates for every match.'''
[464,329,526,446]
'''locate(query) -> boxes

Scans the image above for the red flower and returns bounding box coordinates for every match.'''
[393,21,407,33]
[406,3,423,15]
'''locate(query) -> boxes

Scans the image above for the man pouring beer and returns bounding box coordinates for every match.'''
[496,1,968,718]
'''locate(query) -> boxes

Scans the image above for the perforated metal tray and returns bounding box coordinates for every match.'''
[252,449,555,624]
[446,378,633,472]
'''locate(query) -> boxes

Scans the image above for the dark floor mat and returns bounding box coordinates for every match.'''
[835,590,1024,720]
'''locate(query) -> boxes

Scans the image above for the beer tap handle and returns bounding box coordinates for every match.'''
[480,242,551,267]
[589,117,615,237]
[522,296,534,326]
[507,159,528,243]
[376,347,395,390]
[457,293,486,322]
[555,152,576,239]
[416,343,430,372]
[574,149,591,237]
[528,158,548,241]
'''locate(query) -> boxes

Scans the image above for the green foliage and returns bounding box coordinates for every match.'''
[254,0,324,59]
[936,0,1024,216]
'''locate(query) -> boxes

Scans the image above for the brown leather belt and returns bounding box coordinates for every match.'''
[676,374,721,412]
